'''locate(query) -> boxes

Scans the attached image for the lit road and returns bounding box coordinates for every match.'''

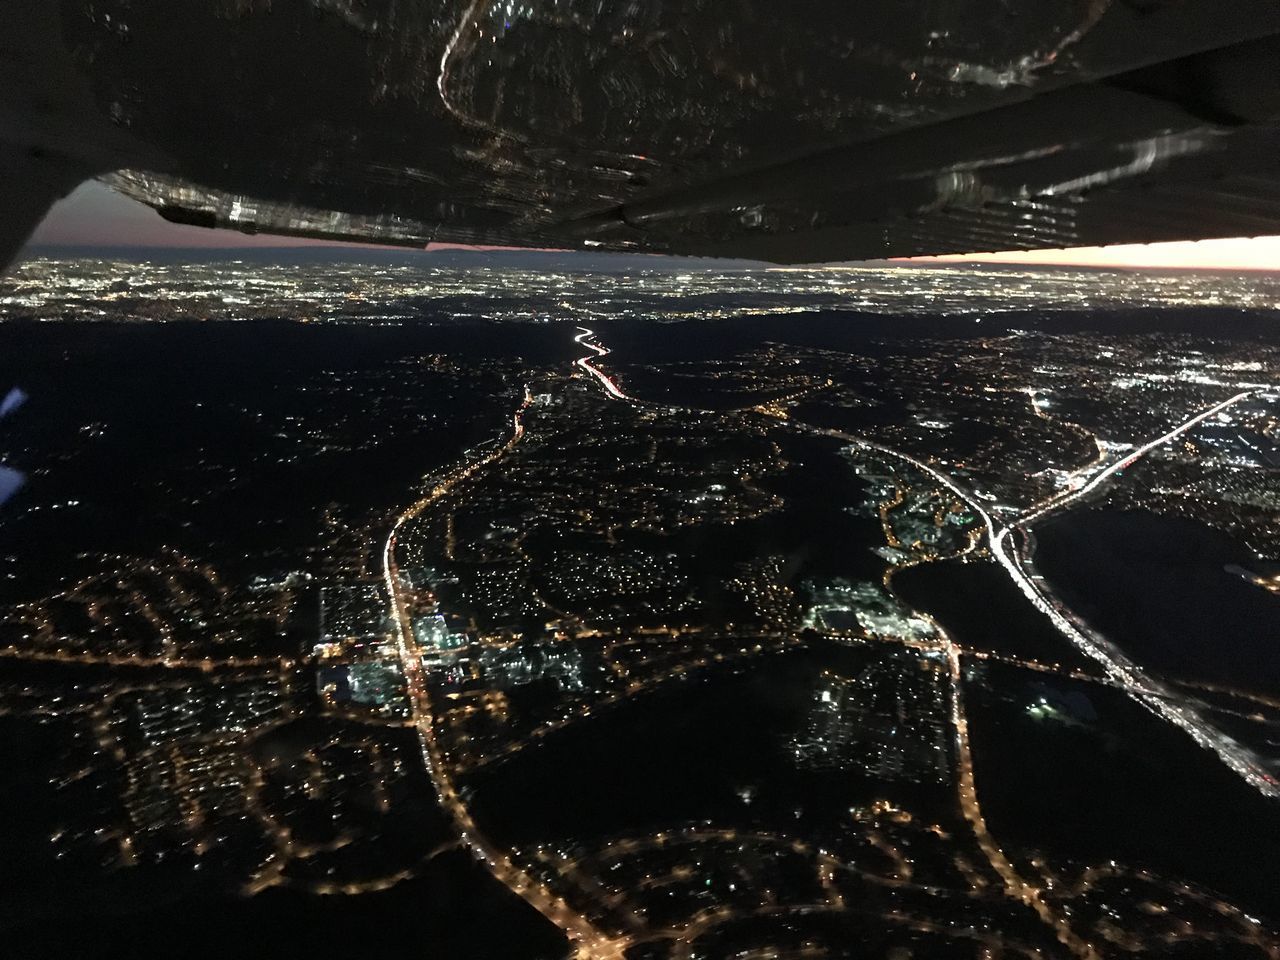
[380,382,630,959]
[992,389,1279,797]
[944,643,1101,960]
[456,634,802,774]
[992,526,1280,795]
[1020,389,1256,525]
[809,408,1280,798]
[574,327,630,400]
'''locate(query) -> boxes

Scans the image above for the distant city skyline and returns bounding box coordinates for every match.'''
[28,180,1280,271]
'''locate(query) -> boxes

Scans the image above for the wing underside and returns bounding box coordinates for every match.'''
[4,2,1280,263]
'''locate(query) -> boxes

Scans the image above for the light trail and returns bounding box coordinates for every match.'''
[1021,389,1255,524]
[574,327,631,400]
[989,523,1279,796]
[437,0,507,135]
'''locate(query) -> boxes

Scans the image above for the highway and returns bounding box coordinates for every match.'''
[1020,389,1255,525]
[993,389,1278,797]
[812,406,1279,798]
[573,327,630,400]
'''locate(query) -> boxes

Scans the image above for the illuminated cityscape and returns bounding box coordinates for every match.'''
[0,251,1278,959]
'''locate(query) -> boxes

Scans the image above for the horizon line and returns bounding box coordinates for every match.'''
[17,241,1280,275]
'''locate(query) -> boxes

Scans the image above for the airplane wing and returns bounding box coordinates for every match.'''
[3,1,1280,265]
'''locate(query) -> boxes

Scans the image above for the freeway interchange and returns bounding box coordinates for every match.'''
[812,391,1278,798]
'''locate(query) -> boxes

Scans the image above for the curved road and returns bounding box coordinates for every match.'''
[381,382,630,959]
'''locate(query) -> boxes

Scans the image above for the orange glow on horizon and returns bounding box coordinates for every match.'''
[905,235,1280,272]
